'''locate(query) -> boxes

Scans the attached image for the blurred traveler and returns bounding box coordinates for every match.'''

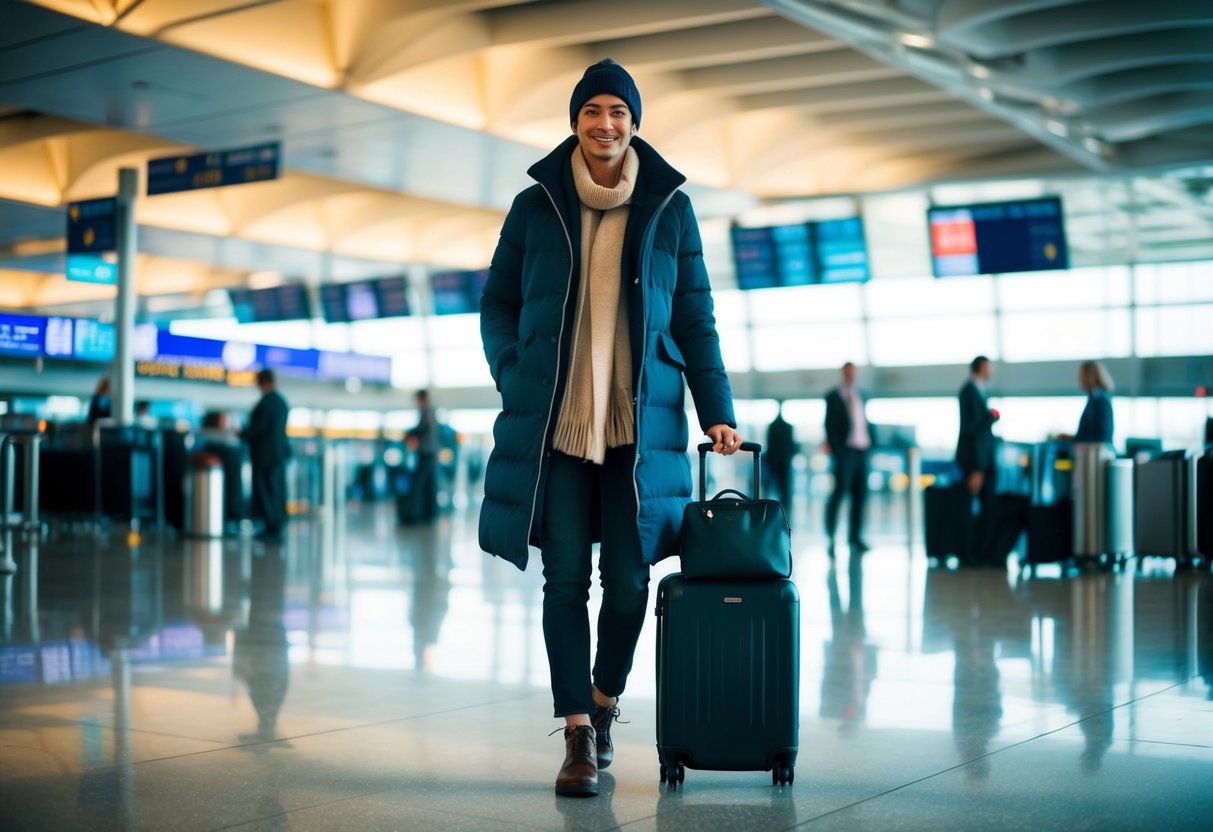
[956,356,1000,567]
[404,389,440,524]
[1060,361,1114,446]
[824,362,872,556]
[134,400,157,429]
[87,376,112,424]
[765,401,797,507]
[479,58,740,797]
[243,369,291,543]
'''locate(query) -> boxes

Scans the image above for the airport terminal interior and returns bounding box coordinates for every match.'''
[1,0,1211,829]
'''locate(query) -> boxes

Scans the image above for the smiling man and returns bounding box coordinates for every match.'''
[479,59,741,797]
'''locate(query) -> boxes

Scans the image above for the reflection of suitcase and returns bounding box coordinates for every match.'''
[655,574,799,788]
[924,484,973,559]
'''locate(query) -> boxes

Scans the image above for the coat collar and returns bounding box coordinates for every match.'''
[527,135,686,223]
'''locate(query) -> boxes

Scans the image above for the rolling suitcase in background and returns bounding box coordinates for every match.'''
[656,442,799,789]
[924,483,974,562]
[1197,449,1212,560]
[1025,440,1073,568]
[1135,450,1200,564]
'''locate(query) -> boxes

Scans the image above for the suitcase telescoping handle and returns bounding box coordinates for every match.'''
[697,440,762,501]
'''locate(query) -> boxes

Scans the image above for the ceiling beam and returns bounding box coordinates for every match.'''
[590,16,838,71]
[682,50,900,96]
[737,77,950,112]
[485,0,772,48]
[941,0,1213,60]
[813,101,988,130]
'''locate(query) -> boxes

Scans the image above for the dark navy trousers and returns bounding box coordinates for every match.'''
[540,447,650,717]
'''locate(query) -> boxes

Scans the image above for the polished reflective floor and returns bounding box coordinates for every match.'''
[1,499,1210,831]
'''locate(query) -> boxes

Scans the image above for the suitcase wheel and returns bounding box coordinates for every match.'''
[662,763,685,788]
[772,765,794,787]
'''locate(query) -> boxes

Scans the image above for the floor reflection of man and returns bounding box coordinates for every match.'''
[409,524,453,672]
[820,557,877,732]
[924,569,1012,782]
[1068,575,1117,773]
[233,550,289,740]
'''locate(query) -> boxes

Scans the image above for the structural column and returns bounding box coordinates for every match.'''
[113,167,139,425]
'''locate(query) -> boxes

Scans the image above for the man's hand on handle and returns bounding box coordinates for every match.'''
[967,471,984,496]
[705,424,742,455]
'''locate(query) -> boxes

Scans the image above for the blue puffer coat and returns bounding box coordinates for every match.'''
[479,135,736,571]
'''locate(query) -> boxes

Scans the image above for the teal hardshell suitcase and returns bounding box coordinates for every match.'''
[655,573,800,788]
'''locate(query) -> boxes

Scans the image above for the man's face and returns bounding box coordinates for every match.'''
[976,361,993,382]
[573,94,635,167]
[842,364,857,385]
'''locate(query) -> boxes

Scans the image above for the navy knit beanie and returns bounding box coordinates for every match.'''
[569,59,642,128]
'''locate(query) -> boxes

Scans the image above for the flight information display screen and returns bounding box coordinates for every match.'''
[373,277,410,318]
[72,318,116,362]
[815,217,870,283]
[732,225,815,290]
[319,283,351,323]
[319,278,410,322]
[0,313,44,357]
[929,196,1069,277]
[432,269,488,315]
[732,218,869,289]
[228,284,313,323]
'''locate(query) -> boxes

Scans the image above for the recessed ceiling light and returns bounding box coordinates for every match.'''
[968,63,991,79]
[978,87,995,102]
[897,32,934,49]
[1045,119,1069,137]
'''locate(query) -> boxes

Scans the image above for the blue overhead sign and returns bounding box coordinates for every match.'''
[146,142,281,196]
[65,197,118,284]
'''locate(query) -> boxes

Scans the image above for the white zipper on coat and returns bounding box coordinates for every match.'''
[631,187,680,528]
[525,183,577,546]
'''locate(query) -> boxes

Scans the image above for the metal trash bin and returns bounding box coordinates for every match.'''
[1073,442,1113,557]
[187,452,225,538]
[1105,458,1133,557]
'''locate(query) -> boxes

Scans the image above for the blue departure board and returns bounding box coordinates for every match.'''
[73,319,116,362]
[732,218,868,289]
[318,277,410,322]
[929,196,1068,277]
[319,283,351,323]
[0,313,44,357]
[228,284,313,323]
[373,277,410,318]
[431,269,488,315]
[147,143,280,196]
[815,217,869,283]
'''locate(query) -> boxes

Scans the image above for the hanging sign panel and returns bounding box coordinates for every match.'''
[65,197,118,284]
[146,142,280,196]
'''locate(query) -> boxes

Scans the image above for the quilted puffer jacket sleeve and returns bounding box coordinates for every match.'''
[480,192,528,390]
[668,196,736,431]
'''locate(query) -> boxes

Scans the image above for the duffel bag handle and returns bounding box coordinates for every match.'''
[697,440,762,501]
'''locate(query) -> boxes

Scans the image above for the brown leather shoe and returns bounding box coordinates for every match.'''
[555,725,599,797]
[590,704,622,769]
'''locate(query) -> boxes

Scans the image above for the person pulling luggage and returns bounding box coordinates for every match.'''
[478,59,741,798]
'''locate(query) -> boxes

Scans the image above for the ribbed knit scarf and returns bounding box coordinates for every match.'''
[552,145,638,464]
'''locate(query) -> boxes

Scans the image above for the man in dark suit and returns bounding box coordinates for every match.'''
[956,356,999,566]
[765,401,797,508]
[244,368,291,543]
[824,362,872,556]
